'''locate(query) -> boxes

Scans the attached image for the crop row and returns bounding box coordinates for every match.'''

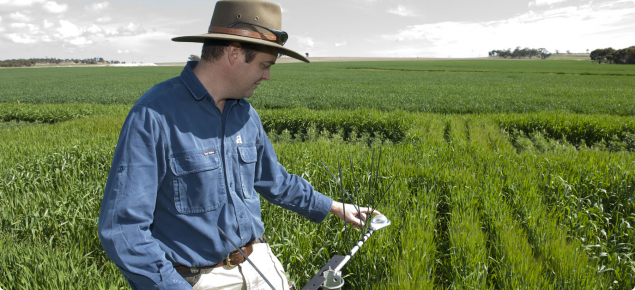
[0,103,130,124]
[494,113,635,152]
[0,103,409,148]
[4,103,635,152]
[0,103,408,142]
[259,108,409,143]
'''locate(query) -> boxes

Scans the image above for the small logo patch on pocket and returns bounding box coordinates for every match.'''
[236,135,243,144]
[203,150,216,156]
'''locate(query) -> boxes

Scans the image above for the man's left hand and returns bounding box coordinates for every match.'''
[329,201,381,228]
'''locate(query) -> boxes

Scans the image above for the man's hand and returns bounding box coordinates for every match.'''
[330,201,381,229]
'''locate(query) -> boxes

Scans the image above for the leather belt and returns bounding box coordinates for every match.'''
[174,235,266,272]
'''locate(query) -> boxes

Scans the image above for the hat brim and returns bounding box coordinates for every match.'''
[172,33,309,63]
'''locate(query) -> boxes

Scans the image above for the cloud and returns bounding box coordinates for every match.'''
[56,20,82,38]
[86,24,102,34]
[10,22,39,32]
[0,0,44,6]
[388,5,417,17]
[4,33,37,43]
[96,17,112,23]
[2,12,163,50]
[296,36,314,47]
[380,1,635,57]
[9,12,32,22]
[371,46,425,58]
[529,0,567,7]
[115,23,146,36]
[86,1,110,11]
[43,1,68,13]
[334,41,347,47]
[104,30,171,54]
[0,1,176,62]
[68,37,92,46]
[43,19,53,28]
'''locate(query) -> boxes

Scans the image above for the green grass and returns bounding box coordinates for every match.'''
[2,60,634,114]
[0,67,181,104]
[1,59,634,289]
[256,61,635,114]
[331,59,635,74]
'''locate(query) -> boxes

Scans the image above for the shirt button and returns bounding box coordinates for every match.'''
[206,96,211,102]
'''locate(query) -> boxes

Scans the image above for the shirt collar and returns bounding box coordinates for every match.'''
[180,61,208,101]
[180,61,244,107]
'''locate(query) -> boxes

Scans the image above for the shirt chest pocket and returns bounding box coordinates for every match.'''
[170,151,226,214]
[238,146,257,199]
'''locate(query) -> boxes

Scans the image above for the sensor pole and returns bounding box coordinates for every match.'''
[302,215,391,290]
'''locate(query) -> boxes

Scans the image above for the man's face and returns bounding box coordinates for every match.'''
[233,47,277,99]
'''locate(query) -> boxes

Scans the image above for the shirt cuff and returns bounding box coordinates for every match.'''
[119,267,192,290]
[158,270,193,290]
[308,194,333,223]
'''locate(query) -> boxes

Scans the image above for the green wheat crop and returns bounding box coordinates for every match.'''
[1,59,634,289]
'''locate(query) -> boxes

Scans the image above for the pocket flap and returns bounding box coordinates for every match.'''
[170,151,221,176]
[238,146,257,163]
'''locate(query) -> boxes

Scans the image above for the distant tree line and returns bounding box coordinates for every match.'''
[590,46,635,64]
[489,47,552,59]
[0,57,123,67]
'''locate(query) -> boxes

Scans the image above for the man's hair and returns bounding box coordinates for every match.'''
[201,39,266,63]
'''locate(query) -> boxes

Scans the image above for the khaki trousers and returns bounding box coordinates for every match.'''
[191,243,289,290]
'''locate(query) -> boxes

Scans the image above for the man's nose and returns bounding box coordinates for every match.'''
[262,69,271,81]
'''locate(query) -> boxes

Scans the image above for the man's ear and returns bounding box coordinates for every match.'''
[227,42,242,66]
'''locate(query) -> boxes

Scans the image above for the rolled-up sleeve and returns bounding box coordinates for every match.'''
[251,112,333,223]
[98,105,191,290]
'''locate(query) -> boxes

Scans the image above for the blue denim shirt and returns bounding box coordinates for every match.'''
[98,61,333,290]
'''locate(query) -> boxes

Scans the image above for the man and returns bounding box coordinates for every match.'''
[97,1,375,289]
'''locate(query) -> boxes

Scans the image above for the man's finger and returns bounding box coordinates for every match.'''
[357,207,381,215]
[349,214,365,225]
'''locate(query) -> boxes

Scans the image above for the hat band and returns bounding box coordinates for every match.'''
[208,26,277,43]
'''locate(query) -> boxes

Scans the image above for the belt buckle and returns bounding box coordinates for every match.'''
[226,254,237,269]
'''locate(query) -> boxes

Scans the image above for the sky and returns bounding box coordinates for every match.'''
[0,0,634,63]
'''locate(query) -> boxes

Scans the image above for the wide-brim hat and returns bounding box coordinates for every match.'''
[172,0,309,63]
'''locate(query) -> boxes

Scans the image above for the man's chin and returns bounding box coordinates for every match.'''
[242,91,255,98]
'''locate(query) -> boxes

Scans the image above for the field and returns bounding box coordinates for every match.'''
[0,59,634,290]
